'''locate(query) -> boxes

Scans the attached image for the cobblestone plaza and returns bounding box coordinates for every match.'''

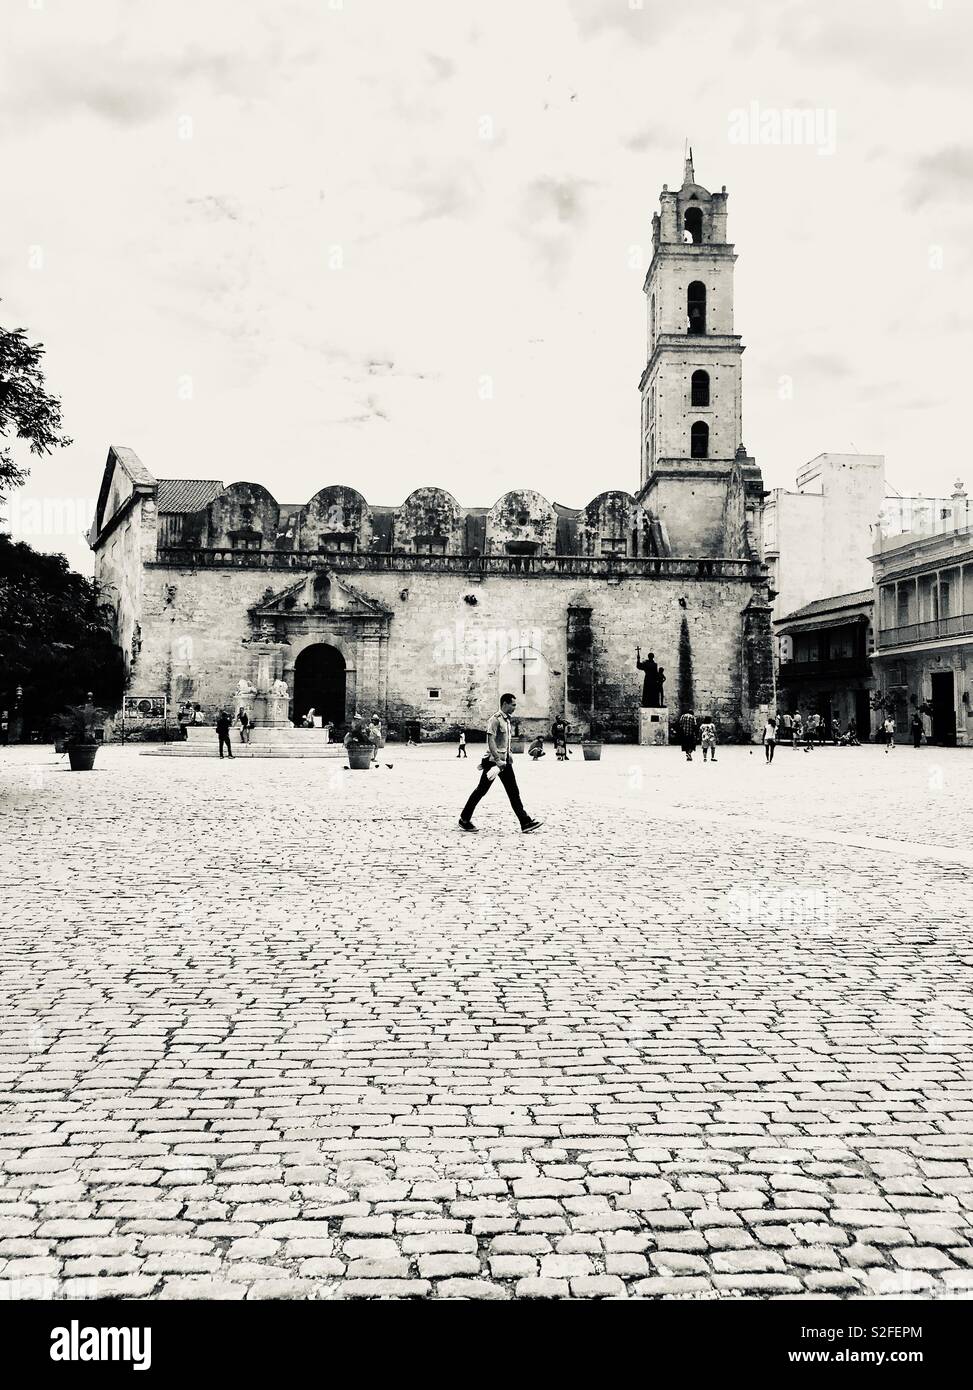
[1,742,972,1301]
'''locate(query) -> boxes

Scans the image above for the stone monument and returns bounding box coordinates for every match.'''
[636,645,668,746]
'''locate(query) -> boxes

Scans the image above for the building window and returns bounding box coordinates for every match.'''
[427,688,441,700]
[415,536,447,555]
[650,293,656,348]
[687,281,706,334]
[691,369,710,408]
[229,529,262,550]
[600,537,627,556]
[690,421,709,459]
[684,207,703,244]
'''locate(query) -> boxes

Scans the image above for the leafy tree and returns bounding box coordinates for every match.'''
[0,310,71,499]
[0,534,123,733]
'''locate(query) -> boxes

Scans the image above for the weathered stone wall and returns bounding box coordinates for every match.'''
[391,487,464,553]
[576,492,649,558]
[93,497,156,678]
[206,482,280,549]
[641,470,731,558]
[653,345,741,463]
[296,485,373,552]
[131,559,766,740]
[485,489,559,556]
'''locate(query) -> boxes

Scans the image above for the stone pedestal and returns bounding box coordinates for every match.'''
[638,706,669,746]
[253,692,291,729]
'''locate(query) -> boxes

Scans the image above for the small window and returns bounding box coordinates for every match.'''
[428,688,441,700]
[691,421,709,459]
[691,369,710,408]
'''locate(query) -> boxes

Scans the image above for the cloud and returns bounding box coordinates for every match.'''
[903,146,973,211]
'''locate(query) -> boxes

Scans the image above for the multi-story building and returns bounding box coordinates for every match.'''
[774,589,875,736]
[763,454,885,625]
[871,482,973,746]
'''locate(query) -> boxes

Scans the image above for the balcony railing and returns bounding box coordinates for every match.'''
[151,547,765,580]
[878,612,973,647]
[778,656,872,682]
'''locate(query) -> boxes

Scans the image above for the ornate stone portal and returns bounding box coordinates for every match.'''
[244,569,392,727]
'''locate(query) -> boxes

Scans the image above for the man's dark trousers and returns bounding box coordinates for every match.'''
[461,760,529,827]
[218,731,233,758]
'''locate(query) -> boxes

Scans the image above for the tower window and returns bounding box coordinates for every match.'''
[684,208,703,244]
[687,282,706,334]
[691,421,709,459]
[691,370,710,408]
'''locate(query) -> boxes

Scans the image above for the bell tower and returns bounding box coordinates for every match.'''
[637,151,759,554]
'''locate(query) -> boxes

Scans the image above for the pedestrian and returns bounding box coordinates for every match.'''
[237,707,251,745]
[215,708,233,759]
[791,712,803,749]
[883,715,896,752]
[678,709,698,761]
[910,712,923,749]
[699,715,718,763]
[323,720,333,744]
[458,693,542,834]
[780,711,792,744]
[552,715,570,760]
[847,717,859,746]
[457,729,468,758]
[527,736,545,760]
[193,703,206,725]
[763,714,777,763]
[803,715,814,751]
[831,717,841,746]
[368,714,384,765]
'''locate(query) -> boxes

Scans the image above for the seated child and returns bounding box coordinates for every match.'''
[527,737,545,761]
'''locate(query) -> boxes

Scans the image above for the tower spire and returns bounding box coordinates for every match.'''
[683,142,695,186]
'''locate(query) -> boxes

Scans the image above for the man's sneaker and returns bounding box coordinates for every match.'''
[458,819,478,833]
[522,819,543,833]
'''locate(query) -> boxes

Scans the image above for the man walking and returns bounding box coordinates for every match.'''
[215,708,233,760]
[910,712,923,748]
[457,728,467,758]
[459,694,542,834]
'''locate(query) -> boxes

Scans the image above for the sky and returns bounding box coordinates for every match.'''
[2,0,972,573]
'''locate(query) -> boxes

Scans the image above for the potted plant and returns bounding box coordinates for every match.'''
[582,719,604,761]
[343,718,375,770]
[509,718,526,755]
[54,700,109,771]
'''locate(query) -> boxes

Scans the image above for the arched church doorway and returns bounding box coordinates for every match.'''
[293,644,346,726]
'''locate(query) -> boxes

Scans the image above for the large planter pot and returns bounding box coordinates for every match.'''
[510,736,527,755]
[347,744,374,770]
[581,740,603,761]
[66,743,98,771]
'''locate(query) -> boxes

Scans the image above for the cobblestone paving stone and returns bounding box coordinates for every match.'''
[1,742,972,1301]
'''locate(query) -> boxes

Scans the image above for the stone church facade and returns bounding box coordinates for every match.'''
[90,156,775,741]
